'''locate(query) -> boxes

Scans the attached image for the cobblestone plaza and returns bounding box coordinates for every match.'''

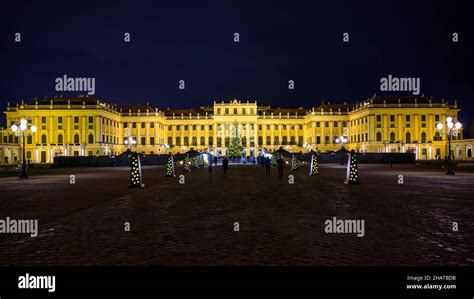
[0,164,472,266]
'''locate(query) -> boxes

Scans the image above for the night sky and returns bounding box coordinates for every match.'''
[1,0,473,136]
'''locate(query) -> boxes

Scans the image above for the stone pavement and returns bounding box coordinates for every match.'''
[0,164,473,266]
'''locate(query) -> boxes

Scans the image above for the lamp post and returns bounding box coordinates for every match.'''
[335,136,348,165]
[335,136,348,149]
[437,117,462,175]
[124,137,137,150]
[11,118,37,179]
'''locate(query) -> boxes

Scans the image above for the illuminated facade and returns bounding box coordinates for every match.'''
[0,95,469,164]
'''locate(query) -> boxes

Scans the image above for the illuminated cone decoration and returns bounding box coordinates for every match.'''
[184,154,191,172]
[165,153,175,177]
[192,156,199,168]
[344,149,361,185]
[291,154,298,171]
[128,152,145,188]
[309,153,319,176]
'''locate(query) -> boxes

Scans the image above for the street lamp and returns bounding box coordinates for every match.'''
[11,118,37,179]
[335,136,348,148]
[124,137,137,149]
[335,136,348,165]
[437,117,462,175]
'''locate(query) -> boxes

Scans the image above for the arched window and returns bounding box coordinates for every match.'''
[208,136,213,146]
[290,136,296,145]
[390,132,395,143]
[41,134,47,144]
[421,132,427,143]
[266,136,271,145]
[406,132,411,143]
[176,137,181,146]
[282,136,287,145]
[184,137,189,146]
[258,136,263,145]
[74,134,80,144]
[88,134,94,144]
[192,137,197,146]
[274,136,279,145]
[434,132,441,141]
[200,136,205,146]
[376,132,382,142]
[58,134,63,144]
[168,137,173,146]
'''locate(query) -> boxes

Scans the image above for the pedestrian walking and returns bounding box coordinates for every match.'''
[277,155,285,178]
[265,157,271,176]
[222,156,229,174]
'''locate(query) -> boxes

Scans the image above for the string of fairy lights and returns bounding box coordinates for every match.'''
[309,153,319,176]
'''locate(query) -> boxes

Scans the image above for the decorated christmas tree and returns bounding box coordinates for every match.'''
[165,153,175,177]
[184,154,191,172]
[344,149,361,184]
[309,152,319,176]
[128,152,145,188]
[290,154,298,171]
[271,155,277,166]
[192,156,199,168]
[228,121,243,158]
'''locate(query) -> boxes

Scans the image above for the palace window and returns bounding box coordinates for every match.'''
[41,134,47,144]
[376,132,382,142]
[282,136,287,145]
[208,136,213,146]
[242,108,246,115]
[298,136,303,146]
[421,132,427,143]
[132,122,136,128]
[58,134,63,144]
[184,137,189,146]
[201,125,205,130]
[74,134,80,144]
[406,115,411,122]
[274,136,279,145]
[406,132,411,143]
[192,137,197,146]
[225,108,229,114]
[168,137,173,146]
[27,135,32,144]
[316,122,320,128]
[421,115,426,122]
[150,122,155,129]
[176,137,181,146]
[141,122,145,128]
[266,136,271,145]
[234,108,238,114]
[334,121,338,127]
[200,136,205,146]
[192,125,196,130]
[88,134,94,144]
[435,115,440,122]
[316,136,321,144]
[217,108,221,115]
[209,125,213,130]
[290,136,296,145]
[141,137,146,145]
[258,136,263,145]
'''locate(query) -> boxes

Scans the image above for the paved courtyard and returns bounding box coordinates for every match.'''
[0,163,473,266]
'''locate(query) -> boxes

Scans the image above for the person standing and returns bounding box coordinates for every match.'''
[265,157,271,176]
[222,156,229,174]
[214,156,218,167]
[277,155,285,178]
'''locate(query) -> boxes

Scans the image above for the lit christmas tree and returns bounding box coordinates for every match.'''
[128,152,145,188]
[228,121,243,158]
[192,156,199,168]
[184,154,191,172]
[290,154,298,171]
[165,153,175,177]
[344,149,361,184]
[309,152,319,176]
[271,155,277,166]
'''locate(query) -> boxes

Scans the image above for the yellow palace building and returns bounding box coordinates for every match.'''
[0,95,471,164]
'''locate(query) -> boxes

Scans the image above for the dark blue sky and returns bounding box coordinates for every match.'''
[1,0,473,135]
